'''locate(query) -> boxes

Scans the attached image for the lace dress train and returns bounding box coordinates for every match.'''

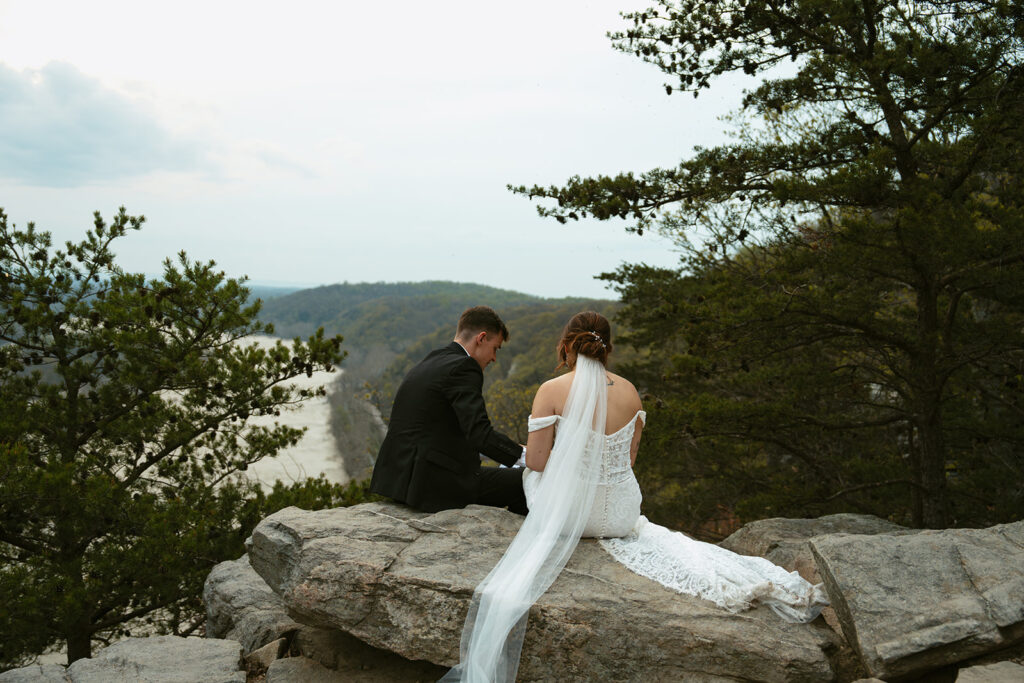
[524,412,828,623]
[600,518,828,622]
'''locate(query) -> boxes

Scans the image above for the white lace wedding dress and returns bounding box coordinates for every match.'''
[441,357,826,683]
[524,411,829,623]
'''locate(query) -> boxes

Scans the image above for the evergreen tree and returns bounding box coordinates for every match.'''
[514,0,1024,528]
[0,208,345,665]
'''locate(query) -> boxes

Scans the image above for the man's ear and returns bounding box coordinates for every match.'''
[475,330,488,344]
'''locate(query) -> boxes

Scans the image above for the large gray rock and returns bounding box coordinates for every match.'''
[243,638,288,672]
[201,552,444,677]
[248,502,839,682]
[720,513,910,680]
[0,664,69,682]
[956,660,1024,682]
[811,521,1024,680]
[720,513,907,582]
[203,555,302,653]
[63,636,244,682]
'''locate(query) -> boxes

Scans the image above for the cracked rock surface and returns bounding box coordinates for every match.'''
[810,520,1024,680]
[247,502,839,683]
[720,513,909,583]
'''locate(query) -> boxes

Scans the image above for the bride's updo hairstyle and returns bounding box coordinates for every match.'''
[557,311,613,370]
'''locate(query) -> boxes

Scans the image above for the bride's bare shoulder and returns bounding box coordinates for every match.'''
[537,373,573,395]
[532,373,572,413]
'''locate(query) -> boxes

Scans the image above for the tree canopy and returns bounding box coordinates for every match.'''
[514,0,1024,530]
[0,208,346,666]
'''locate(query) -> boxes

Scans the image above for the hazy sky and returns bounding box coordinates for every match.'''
[0,0,747,298]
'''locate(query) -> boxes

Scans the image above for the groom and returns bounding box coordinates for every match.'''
[369,306,528,514]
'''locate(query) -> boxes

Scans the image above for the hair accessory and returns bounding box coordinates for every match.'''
[589,331,607,349]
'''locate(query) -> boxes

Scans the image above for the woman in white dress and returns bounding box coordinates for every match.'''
[522,311,645,540]
[441,312,827,683]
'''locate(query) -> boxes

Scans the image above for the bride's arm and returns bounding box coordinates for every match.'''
[630,413,644,467]
[525,426,554,471]
[525,382,557,471]
[629,389,645,467]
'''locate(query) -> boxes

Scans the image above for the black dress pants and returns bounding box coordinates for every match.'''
[475,466,528,515]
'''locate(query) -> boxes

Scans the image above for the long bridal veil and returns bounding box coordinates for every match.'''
[440,355,607,683]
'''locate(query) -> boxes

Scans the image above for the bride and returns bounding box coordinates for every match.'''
[440,311,828,683]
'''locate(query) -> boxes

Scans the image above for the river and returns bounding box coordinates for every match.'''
[237,335,350,489]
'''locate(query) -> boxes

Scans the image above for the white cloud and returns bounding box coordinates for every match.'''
[0,61,205,187]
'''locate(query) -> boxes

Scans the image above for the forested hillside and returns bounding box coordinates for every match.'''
[258,281,543,350]
[246,284,303,302]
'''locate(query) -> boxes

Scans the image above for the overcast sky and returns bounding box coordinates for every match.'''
[0,0,748,299]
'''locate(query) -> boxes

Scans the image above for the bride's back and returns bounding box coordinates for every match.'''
[540,368,643,435]
[524,361,645,538]
[525,311,645,473]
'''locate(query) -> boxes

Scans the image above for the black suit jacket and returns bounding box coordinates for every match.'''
[370,342,522,512]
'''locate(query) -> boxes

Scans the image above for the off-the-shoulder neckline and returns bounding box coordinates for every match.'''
[529,409,645,436]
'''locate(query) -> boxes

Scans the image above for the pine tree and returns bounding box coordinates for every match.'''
[0,208,345,664]
[514,0,1024,528]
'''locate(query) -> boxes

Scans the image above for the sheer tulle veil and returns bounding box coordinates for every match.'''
[440,355,607,683]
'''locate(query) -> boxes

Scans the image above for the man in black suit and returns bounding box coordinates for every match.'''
[370,306,528,514]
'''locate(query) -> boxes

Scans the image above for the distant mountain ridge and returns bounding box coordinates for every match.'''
[256,281,597,353]
[246,284,305,301]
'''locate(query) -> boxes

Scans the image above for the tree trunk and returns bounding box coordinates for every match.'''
[916,401,948,528]
[58,539,93,663]
[907,424,924,527]
[62,564,94,663]
[66,627,92,664]
[912,284,949,528]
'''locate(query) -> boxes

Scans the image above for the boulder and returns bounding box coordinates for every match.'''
[810,520,1024,680]
[720,513,908,582]
[956,660,1024,682]
[0,664,69,682]
[719,510,912,675]
[203,555,301,653]
[248,502,840,683]
[62,636,244,683]
[243,637,288,672]
[266,657,347,683]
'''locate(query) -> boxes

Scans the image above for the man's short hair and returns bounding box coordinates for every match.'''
[456,306,509,341]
